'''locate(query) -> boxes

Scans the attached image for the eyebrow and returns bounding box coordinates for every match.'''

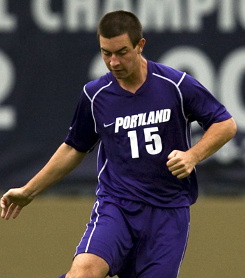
[100,46,128,54]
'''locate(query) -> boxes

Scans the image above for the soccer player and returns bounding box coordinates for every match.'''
[1,10,237,278]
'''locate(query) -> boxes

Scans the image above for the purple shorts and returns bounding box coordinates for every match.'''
[75,196,190,278]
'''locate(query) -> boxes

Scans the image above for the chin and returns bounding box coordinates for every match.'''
[112,72,126,79]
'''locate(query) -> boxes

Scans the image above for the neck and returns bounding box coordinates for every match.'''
[117,58,148,94]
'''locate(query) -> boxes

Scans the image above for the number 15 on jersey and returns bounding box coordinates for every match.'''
[127,127,162,158]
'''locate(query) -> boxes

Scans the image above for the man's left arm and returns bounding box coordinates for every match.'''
[166,118,237,179]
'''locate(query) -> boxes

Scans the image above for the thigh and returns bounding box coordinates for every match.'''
[75,198,134,276]
[119,206,190,278]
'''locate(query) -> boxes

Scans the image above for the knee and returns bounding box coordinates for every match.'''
[66,265,104,278]
[66,253,109,278]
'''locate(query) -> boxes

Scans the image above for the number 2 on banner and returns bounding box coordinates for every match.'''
[128,127,162,158]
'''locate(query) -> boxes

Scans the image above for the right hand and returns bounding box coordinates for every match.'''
[166,150,197,179]
[1,187,34,220]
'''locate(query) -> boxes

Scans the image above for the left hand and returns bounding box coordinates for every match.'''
[166,150,196,179]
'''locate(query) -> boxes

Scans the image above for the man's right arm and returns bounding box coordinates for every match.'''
[1,143,86,220]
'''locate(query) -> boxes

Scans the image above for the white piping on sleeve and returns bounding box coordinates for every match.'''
[83,84,92,101]
[177,72,186,87]
[83,81,113,133]
[91,81,113,133]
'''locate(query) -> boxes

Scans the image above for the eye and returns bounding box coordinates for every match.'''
[102,50,111,56]
[118,50,127,56]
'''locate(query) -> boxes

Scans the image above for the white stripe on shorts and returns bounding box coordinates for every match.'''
[85,200,100,253]
[176,222,190,277]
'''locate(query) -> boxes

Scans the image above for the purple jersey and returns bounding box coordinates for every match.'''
[65,60,231,207]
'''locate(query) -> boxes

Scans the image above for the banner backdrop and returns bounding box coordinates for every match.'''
[0,0,244,195]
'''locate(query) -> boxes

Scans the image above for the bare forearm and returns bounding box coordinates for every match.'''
[22,143,86,198]
[188,118,237,164]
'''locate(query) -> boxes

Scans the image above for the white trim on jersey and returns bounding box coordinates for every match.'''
[83,84,92,102]
[152,72,191,149]
[84,81,113,133]
[96,141,108,196]
[177,72,187,87]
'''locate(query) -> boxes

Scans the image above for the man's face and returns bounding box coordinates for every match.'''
[99,33,143,81]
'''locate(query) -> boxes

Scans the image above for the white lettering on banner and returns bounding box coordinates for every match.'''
[138,0,245,32]
[0,0,244,33]
[187,0,216,31]
[27,0,245,33]
[32,0,98,32]
[0,50,16,129]
[217,0,236,32]
[103,0,132,15]
[0,0,17,31]
[32,0,62,32]
[238,0,245,28]
[137,0,183,31]
[64,0,98,31]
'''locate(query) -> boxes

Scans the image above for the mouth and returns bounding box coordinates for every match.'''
[111,69,124,75]
[112,68,122,72]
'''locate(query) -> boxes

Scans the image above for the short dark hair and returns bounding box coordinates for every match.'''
[97,10,143,48]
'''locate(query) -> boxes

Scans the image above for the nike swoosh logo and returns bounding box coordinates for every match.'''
[103,122,115,128]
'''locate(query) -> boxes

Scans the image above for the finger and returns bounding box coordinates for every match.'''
[167,150,178,160]
[167,150,180,167]
[170,169,187,179]
[1,196,7,208]
[4,203,18,220]
[176,172,189,179]
[12,205,23,219]
[1,207,7,219]
[1,197,8,219]
[166,157,178,167]
[167,162,181,171]
[170,167,182,176]
[171,166,192,179]
[1,207,6,219]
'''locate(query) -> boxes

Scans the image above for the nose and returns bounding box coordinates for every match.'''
[110,54,120,68]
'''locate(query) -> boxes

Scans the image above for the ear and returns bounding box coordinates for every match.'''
[137,38,146,54]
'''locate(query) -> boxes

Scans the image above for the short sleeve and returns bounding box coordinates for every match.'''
[179,74,232,130]
[65,91,100,152]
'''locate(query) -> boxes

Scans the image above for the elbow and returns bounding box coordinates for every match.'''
[228,117,237,139]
